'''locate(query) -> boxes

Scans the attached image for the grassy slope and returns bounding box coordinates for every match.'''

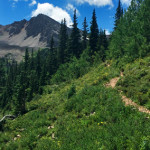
[0,58,150,150]
[117,56,150,109]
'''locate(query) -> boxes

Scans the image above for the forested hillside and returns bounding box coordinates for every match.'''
[0,0,150,149]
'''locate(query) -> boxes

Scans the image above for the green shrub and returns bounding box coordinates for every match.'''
[67,84,76,99]
[117,57,150,108]
[51,50,91,83]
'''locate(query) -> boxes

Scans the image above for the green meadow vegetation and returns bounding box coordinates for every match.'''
[0,0,150,149]
[117,56,150,109]
[0,58,150,149]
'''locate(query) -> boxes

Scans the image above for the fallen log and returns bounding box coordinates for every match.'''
[0,115,16,123]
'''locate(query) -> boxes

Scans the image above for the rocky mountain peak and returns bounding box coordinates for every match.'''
[25,14,62,45]
[0,14,71,61]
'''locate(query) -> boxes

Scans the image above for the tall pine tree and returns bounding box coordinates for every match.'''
[103,30,108,50]
[24,48,29,71]
[30,49,34,70]
[89,9,99,55]
[68,9,81,58]
[82,17,88,50]
[98,29,105,61]
[14,71,26,115]
[114,0,123,29]
[36,50,41,78]
[58,19,68,65]
[47,36,57,76]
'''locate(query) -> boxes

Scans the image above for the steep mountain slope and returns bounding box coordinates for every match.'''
[0,56,150,150]
[0,14,71,60]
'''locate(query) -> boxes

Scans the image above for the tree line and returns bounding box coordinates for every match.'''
[109,0,150,61]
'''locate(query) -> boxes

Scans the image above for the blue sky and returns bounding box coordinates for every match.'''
[0,0,130,34]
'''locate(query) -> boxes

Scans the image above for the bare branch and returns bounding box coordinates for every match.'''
[0,115,16,123]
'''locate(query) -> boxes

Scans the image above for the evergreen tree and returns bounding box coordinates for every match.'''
[30,49,34,70]
[2,74,13,108]
[14,71,26,115]
[49,36,55,74]
[98,29,108,61]
[103,30,108,50]
[142,0,150,43]
[89,9,99,55]
[50,35,54,52]
[40,64,47,86]
[114,0,123,29]
[28,70,37,100]
[98,29,105,61]
[109,0,149,60]
[82,17,88,50]
[58,19,68,65]
[98,29,104,49]
[47,36,57,76]
[68,9,81,58]
[24,48,29,71]
[12,60,18,83]
[0,62,5,87]
[24,49,30,89]
[36,50,41,78]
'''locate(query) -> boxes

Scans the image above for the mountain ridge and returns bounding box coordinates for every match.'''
[0,14,71,61]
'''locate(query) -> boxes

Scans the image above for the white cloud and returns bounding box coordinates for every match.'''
[105,29,111,35]
[29,0,37,6]
[121,0,131,6]
[31,3,73,27]
[12,2,16,7]
[11,0,18,7]
[75,0,114,7]
[66,3,80,16]
[12,0,28,2]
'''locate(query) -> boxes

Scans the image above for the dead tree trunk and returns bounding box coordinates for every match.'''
[0,115,16,123]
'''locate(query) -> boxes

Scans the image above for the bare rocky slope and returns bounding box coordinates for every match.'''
[0,14,71,61]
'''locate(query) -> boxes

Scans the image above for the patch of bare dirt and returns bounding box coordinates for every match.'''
[121,95,150,114]
[105,77,120,88]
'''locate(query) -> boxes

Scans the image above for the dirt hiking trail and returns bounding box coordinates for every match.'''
[106,72,150,115]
